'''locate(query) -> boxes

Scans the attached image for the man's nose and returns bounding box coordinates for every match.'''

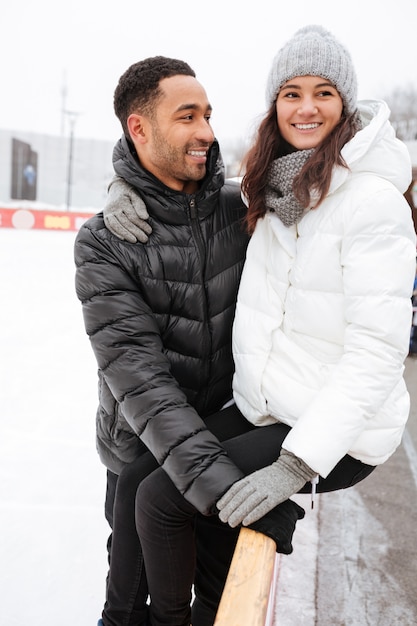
[195,118,215,143]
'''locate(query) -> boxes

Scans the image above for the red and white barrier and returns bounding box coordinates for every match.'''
[0,207,96,232]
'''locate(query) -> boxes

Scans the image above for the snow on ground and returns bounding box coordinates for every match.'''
[0,228,109,626]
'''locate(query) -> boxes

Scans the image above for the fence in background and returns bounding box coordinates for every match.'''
[0,207,95,232]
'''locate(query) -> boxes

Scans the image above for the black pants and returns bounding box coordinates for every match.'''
[104,404,374,626]
[102,406,254,626]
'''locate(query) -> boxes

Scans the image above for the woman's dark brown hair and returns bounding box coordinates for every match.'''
[241,105,360,234]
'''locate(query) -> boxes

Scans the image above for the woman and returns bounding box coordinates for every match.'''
[216,25,416,527]
[102,25,416,626]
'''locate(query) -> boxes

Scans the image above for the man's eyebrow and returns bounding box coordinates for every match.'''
[175,103,213,113]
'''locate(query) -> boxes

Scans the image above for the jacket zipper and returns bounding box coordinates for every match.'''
[188,197,211,409]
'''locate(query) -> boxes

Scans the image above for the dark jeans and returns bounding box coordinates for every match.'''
[101,405,255,626]
[103,454,158,626]
[104,404,374,626]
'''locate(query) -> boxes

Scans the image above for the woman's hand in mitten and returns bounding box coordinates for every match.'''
[217,449,315,527]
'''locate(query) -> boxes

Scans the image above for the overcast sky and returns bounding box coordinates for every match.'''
[3,0,416,146]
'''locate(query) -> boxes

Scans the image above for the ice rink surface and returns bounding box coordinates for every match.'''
[1,228,109,626]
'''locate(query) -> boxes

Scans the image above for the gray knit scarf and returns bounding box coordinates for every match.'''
[265,149,314,227]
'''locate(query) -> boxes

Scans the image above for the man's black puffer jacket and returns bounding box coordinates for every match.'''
[74,136,250,514]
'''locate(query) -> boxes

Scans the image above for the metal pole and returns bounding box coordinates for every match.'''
[66,119,74,211]
[64,111,78,211]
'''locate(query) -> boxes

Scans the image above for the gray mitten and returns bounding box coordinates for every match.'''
[217,449,316,527]
[103,176,152,243]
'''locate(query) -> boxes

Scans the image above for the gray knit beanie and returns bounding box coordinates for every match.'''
[266,25,358,115]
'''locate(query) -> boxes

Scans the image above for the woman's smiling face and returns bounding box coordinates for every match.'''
[276,75,344,150]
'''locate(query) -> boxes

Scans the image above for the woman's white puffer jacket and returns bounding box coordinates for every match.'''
[232,100,416,477]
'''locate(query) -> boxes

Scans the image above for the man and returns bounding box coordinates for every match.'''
[74,56,250,626]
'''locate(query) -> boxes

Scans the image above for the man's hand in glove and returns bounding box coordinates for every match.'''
[249,498,305,554]
[217,449,316,527]
[103,176,152,243]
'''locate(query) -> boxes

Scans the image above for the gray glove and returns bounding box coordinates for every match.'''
[103,176,152,243]
[217,449,316,527]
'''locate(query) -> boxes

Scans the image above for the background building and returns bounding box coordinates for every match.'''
[0,129,114,211]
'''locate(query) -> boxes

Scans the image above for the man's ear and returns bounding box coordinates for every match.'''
[127,113,148,144]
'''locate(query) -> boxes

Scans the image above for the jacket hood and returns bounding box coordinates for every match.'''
[329,99,412,196]
[111,135,225,224]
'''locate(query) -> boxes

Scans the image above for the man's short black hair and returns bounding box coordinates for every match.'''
[114,56,196,136]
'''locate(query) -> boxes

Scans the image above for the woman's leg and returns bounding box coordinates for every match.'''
[102,452,158,626]
[305,454,375,494]
[213,417,375,493]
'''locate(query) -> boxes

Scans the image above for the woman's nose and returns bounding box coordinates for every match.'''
[298,99,318,115]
